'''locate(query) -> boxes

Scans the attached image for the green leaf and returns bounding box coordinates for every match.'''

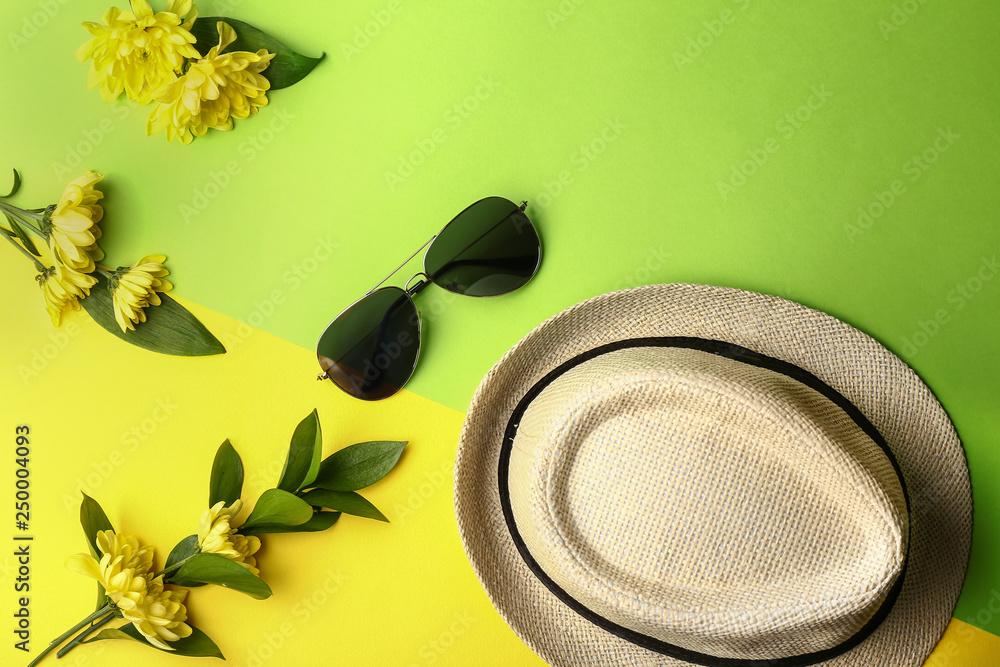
[190,17,324,90]
[80,493,114,558]
[3,213,40,256]
[84,627,132,644]
[85,623,225,658]
[277,409,322,492]
[95,583,107,613]
[174,553,271,599]
[164,534,205,588]
[166,534,199,569]
[242,488,313,530]
[312,441,407,491]
[80,493,114,612]
[209,439,243,506]
[1,168,21,198]
[300,489,388,522]
[240,510,341,536]
[81,272,226,356]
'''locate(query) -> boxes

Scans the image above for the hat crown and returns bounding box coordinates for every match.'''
[507,345,908,662]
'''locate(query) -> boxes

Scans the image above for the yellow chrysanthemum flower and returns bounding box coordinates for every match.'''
[36,263,98,326]
[146,21,275,144]
[66,530,192,651]
[77,0,200,104]
[66,531,155,609]
[46,171,105,272]
[126,575,193,649]
[198,499,261,576]
[109,255,173,332]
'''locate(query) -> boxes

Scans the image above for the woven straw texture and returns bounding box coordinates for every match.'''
[454,284,972,667]
[509,346,908,660]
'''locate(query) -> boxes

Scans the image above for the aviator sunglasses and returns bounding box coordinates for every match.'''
[316,196,541,400]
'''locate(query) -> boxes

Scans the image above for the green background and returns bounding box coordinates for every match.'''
[3,0,999,642]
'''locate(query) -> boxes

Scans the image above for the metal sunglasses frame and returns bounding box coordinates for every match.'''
[315,198,538,399]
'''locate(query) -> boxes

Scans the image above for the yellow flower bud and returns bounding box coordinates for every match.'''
[109,255,173,332]
[198,499,262,576]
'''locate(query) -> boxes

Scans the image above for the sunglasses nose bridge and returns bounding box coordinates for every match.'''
[404,272,432,297]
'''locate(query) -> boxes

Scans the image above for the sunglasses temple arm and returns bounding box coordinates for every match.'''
[365,200,528,295]
[366,235,437,295]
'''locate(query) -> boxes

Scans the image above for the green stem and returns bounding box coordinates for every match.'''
[0,199,42,220]
[154,552,196,581]
[0,200,44,236]
[55,611,116,659]
[27,605,113,667]
[1,229,44,271]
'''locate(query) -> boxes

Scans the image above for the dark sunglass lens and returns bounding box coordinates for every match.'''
[424,197,540,297]
[317,288,420,400]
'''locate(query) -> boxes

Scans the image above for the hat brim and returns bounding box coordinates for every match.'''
[454,283,972,667]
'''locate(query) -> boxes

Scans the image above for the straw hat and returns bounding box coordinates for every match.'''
[454,284,971,666]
